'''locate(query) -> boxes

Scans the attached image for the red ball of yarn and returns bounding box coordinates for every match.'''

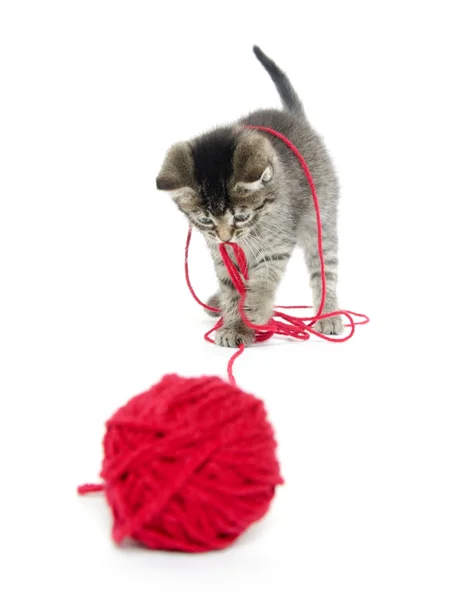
[82,374,283,553]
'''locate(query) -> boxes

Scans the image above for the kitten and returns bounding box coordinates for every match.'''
[156,46,343,347]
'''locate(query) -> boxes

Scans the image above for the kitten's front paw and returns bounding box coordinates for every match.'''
[314,316,344,335]
[205,292,220,318]
[215,323,255,348]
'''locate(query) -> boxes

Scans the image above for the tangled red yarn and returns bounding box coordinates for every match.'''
[78,374,283,552]
[185,125,369,385]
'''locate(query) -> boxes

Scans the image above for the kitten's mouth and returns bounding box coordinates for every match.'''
[206,232,239,244]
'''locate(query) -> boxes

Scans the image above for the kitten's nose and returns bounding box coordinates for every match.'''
[217,225,233,242]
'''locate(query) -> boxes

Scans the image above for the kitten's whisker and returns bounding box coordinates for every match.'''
[243,236,260,267]
[246,231,265,262]
[247,231,270,278]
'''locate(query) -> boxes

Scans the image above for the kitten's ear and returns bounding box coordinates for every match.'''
[233,131,276,192]
[156,142,194,191]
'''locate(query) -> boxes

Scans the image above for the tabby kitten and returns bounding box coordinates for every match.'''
[156,46,343,347]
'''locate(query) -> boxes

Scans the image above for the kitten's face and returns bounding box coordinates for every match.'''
[170,170,274,243]
[156,129,277,243]
[189,207,255,243]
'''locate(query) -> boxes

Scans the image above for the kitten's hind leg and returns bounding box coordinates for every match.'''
[301,215,344,335]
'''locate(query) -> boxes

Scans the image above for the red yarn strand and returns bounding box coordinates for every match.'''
[185,126,369,384]
[184,227,219,312]
[77,483,104,494]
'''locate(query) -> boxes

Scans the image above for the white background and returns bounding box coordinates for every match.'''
[1,1,459,598]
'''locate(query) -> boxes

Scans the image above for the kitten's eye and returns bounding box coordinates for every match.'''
[234,213,250,223]
[198,216,213,225]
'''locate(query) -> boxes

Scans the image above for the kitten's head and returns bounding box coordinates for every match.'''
[156,127,278,243]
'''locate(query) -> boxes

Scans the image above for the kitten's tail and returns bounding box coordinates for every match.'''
[253,45,305,117]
